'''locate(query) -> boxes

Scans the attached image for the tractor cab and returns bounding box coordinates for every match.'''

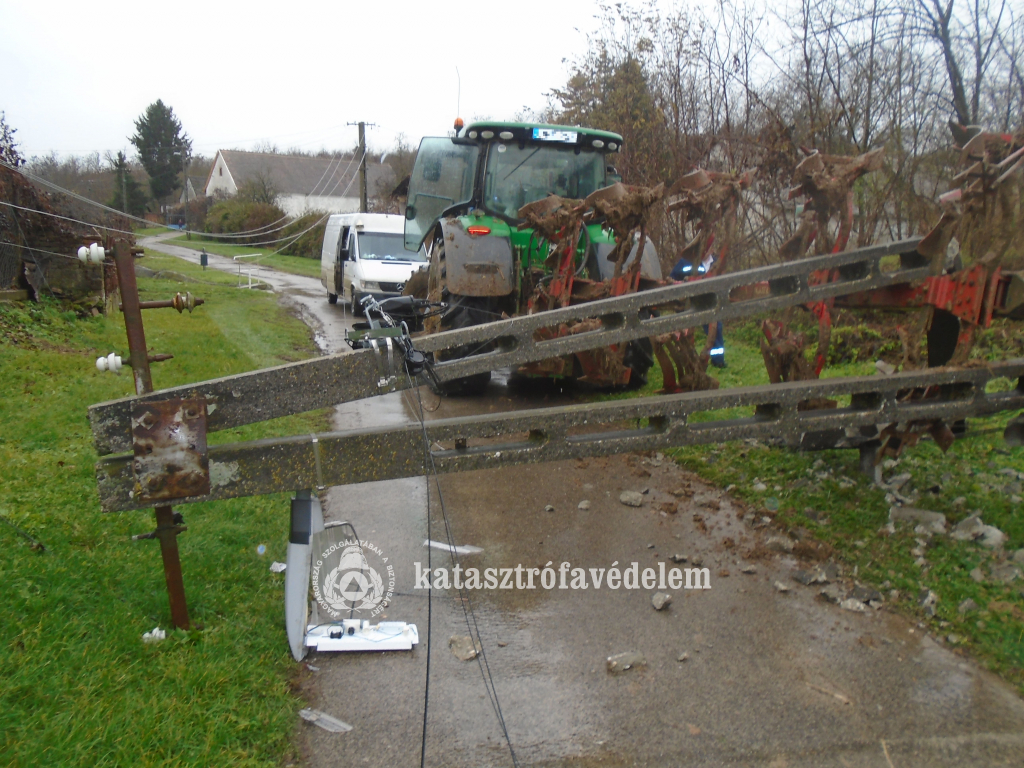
[404,122,623,251]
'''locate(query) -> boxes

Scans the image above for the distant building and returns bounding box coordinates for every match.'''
[178,176,205,205]
[204,150,388,217]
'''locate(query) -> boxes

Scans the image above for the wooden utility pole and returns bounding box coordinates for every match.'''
[358,122,367,213]
[347,120,376,213]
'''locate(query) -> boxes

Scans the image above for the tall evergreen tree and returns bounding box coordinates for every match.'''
[129,100,191,206]
[108,151,148,217]
[0,111,24,168]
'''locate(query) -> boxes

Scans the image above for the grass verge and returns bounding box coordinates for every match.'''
[0,257,327,765]
[609,318,1024,693]
[168,235,322,279]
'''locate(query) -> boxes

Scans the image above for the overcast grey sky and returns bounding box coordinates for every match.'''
[2,0,608,161]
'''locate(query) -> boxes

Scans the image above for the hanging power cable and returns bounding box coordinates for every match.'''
[350,296,519,767]
[0,200,135,235]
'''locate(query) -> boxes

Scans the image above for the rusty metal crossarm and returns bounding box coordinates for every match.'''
[89,238,927,456]
[94,358,1024,512]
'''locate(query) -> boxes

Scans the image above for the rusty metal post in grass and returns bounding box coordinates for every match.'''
[110,239,191,630]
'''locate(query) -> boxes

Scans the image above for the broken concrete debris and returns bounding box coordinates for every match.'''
[578,500,591,511]
[848,585,882,603]
[887,472,913,491]
[765,536,795,553]
[918,589,939,616]
[989,563,1021,584]
[142,627,166,644]
[619,491,644,507]
[773,581,790,593]
[958,598,978,614]
[449,635,482,661]
[839,598,867,613]
[793,563,837,585]
[299,709,353,734]
[651,592,672,611]
[951,515,1007,548]
[819,585,844,604]
[888,506,947,535]
[606,651,646,674]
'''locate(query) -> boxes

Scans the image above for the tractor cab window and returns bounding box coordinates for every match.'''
[404,137,478,251]
[483,144,605,219]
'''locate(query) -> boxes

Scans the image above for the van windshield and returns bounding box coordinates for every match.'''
[358,232,426,262]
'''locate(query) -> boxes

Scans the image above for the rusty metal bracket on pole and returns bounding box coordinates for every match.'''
[110,239,191,630]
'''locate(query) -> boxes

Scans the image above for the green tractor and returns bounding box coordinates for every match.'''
[403,121,663,394]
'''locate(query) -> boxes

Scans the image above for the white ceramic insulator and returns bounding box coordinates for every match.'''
[78,246,89,263]
[96,353,122,372]
[89,243,104,264]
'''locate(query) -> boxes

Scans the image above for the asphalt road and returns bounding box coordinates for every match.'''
[146,233,1024,767]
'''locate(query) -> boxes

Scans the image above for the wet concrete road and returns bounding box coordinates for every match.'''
[147,235,1024,766]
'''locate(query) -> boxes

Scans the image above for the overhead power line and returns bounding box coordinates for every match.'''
[1,148,368,247]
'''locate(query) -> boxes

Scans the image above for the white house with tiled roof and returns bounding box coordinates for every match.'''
[204,150,392,217]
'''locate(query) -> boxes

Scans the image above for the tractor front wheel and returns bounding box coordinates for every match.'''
[430,294,494,396]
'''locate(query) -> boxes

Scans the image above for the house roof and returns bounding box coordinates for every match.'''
[211,150,388,198]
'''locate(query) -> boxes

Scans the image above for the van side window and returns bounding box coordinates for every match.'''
[338,226,351,261]
[347,232,358,260]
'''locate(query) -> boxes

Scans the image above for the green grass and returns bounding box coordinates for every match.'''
[0,258,328,766]
[168,236,322,279]
[613,318,1024,692]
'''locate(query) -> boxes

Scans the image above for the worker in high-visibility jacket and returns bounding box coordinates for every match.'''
[670,253,726,369]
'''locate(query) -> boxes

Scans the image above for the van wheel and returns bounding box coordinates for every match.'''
[350,289,363,316]
[328,292,338,305]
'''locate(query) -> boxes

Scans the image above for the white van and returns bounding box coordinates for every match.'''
[320,213,428,308]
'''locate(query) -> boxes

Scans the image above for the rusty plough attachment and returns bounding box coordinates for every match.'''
[829,127,1024,465]
[515,183,665,386]
[761,147,886,386]
[655,169,753,393]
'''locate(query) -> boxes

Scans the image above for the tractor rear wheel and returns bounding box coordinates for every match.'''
[424,236,495,396]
